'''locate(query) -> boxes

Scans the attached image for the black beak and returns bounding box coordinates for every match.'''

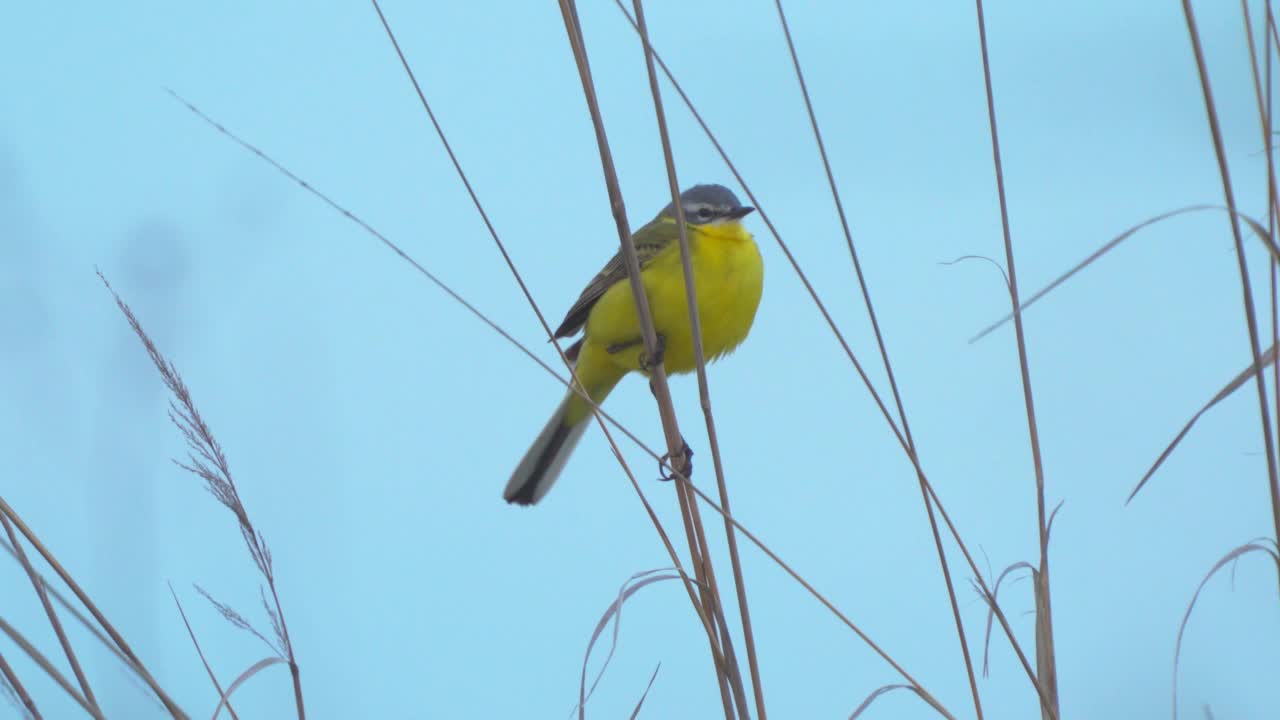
[727,206,755,219]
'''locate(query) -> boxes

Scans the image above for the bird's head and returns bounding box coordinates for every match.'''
[661,183,755,225]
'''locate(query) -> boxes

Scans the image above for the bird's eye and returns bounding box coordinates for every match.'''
[697,207,712,219]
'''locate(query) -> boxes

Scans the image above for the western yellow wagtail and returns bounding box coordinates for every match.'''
[504,184,763,505]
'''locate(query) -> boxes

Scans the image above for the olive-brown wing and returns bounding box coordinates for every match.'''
[552,219,676,339]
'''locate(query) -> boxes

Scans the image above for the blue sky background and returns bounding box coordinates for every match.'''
[4,1,1280,718]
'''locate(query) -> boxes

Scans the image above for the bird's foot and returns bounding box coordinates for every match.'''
[657,440,693,482]
[606,333,666,373]
[639,334,666,373]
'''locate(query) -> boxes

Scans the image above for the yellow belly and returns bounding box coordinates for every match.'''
[583,221,764,376]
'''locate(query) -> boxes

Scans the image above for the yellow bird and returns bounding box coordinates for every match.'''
[504,183,763,505]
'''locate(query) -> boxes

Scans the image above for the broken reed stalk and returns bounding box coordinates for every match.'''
[1181,0,1280,599]
[629,0,765,716]
[555,0,746,715]
[971,1,1059,717]
[768,1,982,716]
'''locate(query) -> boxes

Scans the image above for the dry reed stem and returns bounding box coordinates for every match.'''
[0,512,99,714]
[1240,0,1280,480]
[769,2,982,716]
[1181,0,1280,601]
[629,0,765,714]
[605,4,1050,697]
[0,618,102,720]
[555,0,744,715]
[167,96,949,714]
[0,536,137,680]
[971,3,1060,718]
[0,497,185,717]
[628,663,661,719]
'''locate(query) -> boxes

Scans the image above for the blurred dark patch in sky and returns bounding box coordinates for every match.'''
[0,143,50,348]
[88,216,192,712]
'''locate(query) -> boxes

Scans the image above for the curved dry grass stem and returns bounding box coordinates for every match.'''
[575,570,679,717]
[0,618,102,720]
[1181,0,1280,599]
[211,657,288,720]
[555,1,744,716]
[629,0,764,716]
[847,683,931,719]
[770,2,981,716]
[1170,540,1280,719]
[972,1,1058,717]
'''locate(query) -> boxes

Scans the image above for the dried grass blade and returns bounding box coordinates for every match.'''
[969,205,1278,343]
[170,584,240,720]
[211,657,288,720]
[627,663,661,720]
[1129,342,1279,503]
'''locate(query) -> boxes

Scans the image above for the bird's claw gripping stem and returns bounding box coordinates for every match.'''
[657,440,693,482]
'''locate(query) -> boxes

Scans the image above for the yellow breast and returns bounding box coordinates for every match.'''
[585,220,763,376]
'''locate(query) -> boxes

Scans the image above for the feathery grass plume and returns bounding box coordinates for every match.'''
[98,270,305,719]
